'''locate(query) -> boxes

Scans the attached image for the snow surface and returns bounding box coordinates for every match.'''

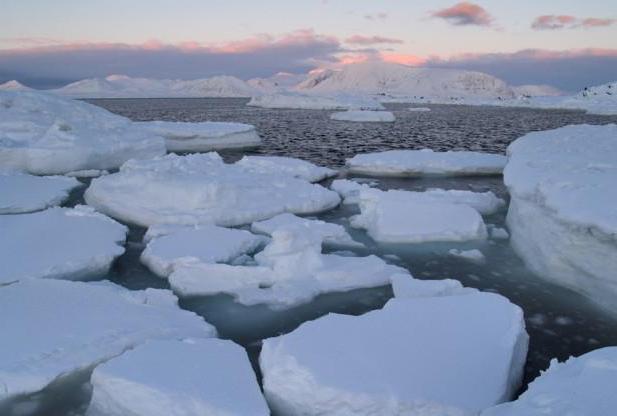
[260,292,528,415]
[85,153,341,227]
[505,124,617,314]
[408,107,431,112]
[391,274,477,299]
[330,179,373,204]
[0,172,81,214]
[134,120,261,152]
[87,339,268,416]
[0,206,127,284]
[347,149,507,177]
[236,155,337,182]
[65,169,108,178]
[448,249,486,265]
[330,110,395,122]
[0,91,166,174]
[247,92,385,110]
[489,227,509,240]
[482,347,617,416]
[0,279,215,401]
[511,84,563,97]
[0,80,32,91]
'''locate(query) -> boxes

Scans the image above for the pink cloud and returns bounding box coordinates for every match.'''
[431,2,493,27]
[532,15,616,30]
[345,35,403,46]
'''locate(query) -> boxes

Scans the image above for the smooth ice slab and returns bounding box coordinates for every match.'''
[482,347,617,416]
[134,120,261,152]
[347,149,506,177]
[0,206,127,284]
[247,93,384,110]
[236,155,337,183]
[0,279,215,402]
[260,292,528,415]
[448,248,486,264]
[408,107,431,112]
[87,339,268,416]
[141,224,265,277]
[0,172,81,214]
[330,110,395,122]
[351,189,488,243]
[0,91,165,174]
[330,179,373,204]
[85,153,340,227]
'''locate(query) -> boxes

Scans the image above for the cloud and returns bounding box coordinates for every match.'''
[345,35,403,46]
[531,15,616,30]
[431,2,493,27]
[364,12,388,21]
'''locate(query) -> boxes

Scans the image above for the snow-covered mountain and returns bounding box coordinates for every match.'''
[512,84,563,97]
[0,80,32,91]
[294,62,515,100]
[248,72,307,93]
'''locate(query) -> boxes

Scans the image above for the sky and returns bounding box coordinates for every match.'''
[1,0,616,90]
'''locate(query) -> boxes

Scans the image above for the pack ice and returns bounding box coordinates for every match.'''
[247,93,385,110]
[0,91,165,174]
[482,347,617,416]
[346,149,506,177]
[504,124,617,314]
[134,120,261,152]
[0,172,81,214]
[87,339,268,416]
[260,291,528,415]
[236,155,337,182]
[84,153,340,227]
[0,279,215,403]
[330,110,395,122]
[0,206,127,284]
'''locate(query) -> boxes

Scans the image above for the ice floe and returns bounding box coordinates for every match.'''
[65,169,109,178]
[0,91,165,174]
[330,110,395,122]
[408,107,431,112]
[347,149,506,177]
[236,155,337,182]
[85,153,340,227]
[489,226,509,240]
[260,291,528,415]
[87,338,268,416]
[0,206,127,284]
[448,249,486,264]
[247,93,385,110]
[330,179,373,204]
[504,124,617,314]
[0,172,81,214]
[134,120,261,152]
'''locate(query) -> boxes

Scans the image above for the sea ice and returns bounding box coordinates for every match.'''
[0,172,81,214]
[236,155,337,182]
[489,226,509,240]
[330,179,373,204]
[330,110,395,122]
[408,107,431,112]
[247,93,385,110]
[448,249,486,264]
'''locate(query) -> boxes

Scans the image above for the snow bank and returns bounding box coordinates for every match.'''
[87,339,268,416]
[236,155,337,182]
[260,292,528,415]
[347,149,506,177]
[0,172,81,214]
[482,347,617,416]
[330,110,395,122]
[84,153,340,227]
[134,120,261,152]
[247,93,385,110]
[0,206,127,284]
[0,279,214,402]
[504,124,617,314]
[0,91,165,174]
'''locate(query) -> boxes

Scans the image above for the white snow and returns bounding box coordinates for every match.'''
[0,206,127,284]
[87,339,268,416]
[141,224,265,278]
[84,153,341,227]
[0,91,166,174]
[0,279,215,402]
[391,274,477,298]
[404,188,505,215]
[260,291,528,415]
[0,172,81,214]
[482,347,617,416]
[330,179,373,204]
[247,92,385,110]
[330,110,395,122]
[408,107,431,112]
[134,120,261,152]
[347,149,507,177]
[504,124,617,314]
[350,189,488,243]
[489,227,509,240]
[448,249,486,265]
[65,169,108,178]
[0,80,32,91]
[236,155,337,182]
[512,84,563,97]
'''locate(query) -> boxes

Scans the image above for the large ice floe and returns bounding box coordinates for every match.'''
[87,338,268,416]
[482,347,617,416]
[0,206,127,284]
[0,279,215,405]
[236,155,337,182]
[247,92,385,110]
[134,120,261,152]
[84,152,340,227]
[330,110,395,122]
[0,91,165,174]
[346,149,507,177]
[260,291,529,415]
[504,124,617,314]
[0,171,81,214]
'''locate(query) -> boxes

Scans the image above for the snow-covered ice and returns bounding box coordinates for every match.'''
[330,110,395,122]
[482,347,617,416]
[134,120,261,152]
[65,169,108,178]
[87,339,268,416]
[0,206,127,284]
[0,279,215,402]
[408,107,431,112]
[448,249,486,264]
[489,227,509,240]
[0,80,32,92]
[236,155,337,182]
[260,291,528,415]
[247,92,385,110]
[0,172,81,214]
[0,91,166,174]
[347,149,507,177]
[390,274,477,298]
[85,153,340,227]
[504,124,617,314]
[330,179,373,204]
